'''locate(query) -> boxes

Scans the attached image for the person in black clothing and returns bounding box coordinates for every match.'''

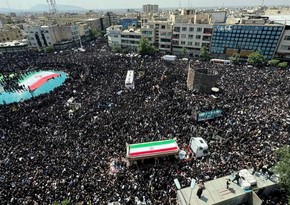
[232,172,241,185]
[196,187,203,199]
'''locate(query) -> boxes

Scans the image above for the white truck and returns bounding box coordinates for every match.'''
[162,55,177,61]
[189,137,209,158]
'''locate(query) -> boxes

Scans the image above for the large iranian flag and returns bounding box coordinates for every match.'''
[127,139,179,159]
[19,71,60,91]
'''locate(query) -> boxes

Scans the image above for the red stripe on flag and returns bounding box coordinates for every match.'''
[130,147,178,157]
[29,74,60,91]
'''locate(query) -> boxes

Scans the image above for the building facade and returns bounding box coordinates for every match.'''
[24,24,81,49]
[275,25,290,60]
[143,4,159,13]
[172,23,213,56]
[0,26,24,43]
[210,24,285,59]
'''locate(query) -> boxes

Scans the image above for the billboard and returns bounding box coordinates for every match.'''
[197,109,222,121]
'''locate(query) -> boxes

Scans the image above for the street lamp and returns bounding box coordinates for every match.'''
[188,178,196,205]
[174,178,187,204]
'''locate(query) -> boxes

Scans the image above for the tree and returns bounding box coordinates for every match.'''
[247,51,267,67]
[229,53,240,65]
[268,59,280,67]
[278,62,288,68]
[274,146,290,204]
[45,46,54,53]
[181,47,188,57]
[90,29,102,39]
[137,37,157,55]
[111,44,122,53]
[199,46,210,61]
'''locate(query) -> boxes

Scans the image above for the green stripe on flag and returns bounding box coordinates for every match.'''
[18,71,42,84]
[130,139,175,149]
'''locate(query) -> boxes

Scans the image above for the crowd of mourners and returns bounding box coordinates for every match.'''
[0,37,289,205]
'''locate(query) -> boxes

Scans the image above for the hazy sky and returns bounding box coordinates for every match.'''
[2,0,290,10]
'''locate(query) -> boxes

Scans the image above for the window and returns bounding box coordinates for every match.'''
[181,34,186,38]
[196,35,201,39]
[189,27,194,32]
[284,36,290,41]
[197,28,202,32]
[281,45,290,50]
[188,42,193,46]
[188,34,193,39]
[181,41,185,45]
[195,42,200,46]
[174,27,180,32]
[161,25,166,29]
[182,27,187,31]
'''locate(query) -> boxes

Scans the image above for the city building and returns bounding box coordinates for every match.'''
[147,21,172,52]
[275,25,290,60]
[0,39,28,53]
[143,4,159,13]
[119,18,138,30]
[106,25,155,51]
[210,24,285,59]
[24,24,81,49]
[172,23,213,56]
[0,25,24,43]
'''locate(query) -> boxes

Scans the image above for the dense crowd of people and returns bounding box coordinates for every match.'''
[0,38,289,205]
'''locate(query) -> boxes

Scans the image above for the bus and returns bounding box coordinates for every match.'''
[210,59,232,65]
[125,70,135,89]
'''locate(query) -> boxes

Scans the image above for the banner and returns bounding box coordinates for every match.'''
[197,109,222,121]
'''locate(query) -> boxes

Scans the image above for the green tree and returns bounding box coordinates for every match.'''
[199,46,210,61]
[137,37,157,55]
[45,46,54,53]
[90,29,102,39]
[229,53,240,65]
[111,44,122,53]
[247,51,267,67]
[181,47,188,57]
[274,146,290,204]
[268,59,280,67]
[278,62,288,68]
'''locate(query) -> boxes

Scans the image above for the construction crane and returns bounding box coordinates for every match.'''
[47,0,57,14]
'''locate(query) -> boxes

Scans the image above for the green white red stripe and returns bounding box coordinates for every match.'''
[128,139,179,158]
[19,71,60,91]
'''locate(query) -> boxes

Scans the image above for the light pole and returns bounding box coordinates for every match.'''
[188,178,196,205]
[174,178,187,204]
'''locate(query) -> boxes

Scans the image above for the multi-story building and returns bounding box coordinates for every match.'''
[106,25,154,50]
[83,18,102,31]
[172,23,213,56]
[0,25,24,43]
[210,24,285,59]
[275,25,290,60]
[147,21,173,52]
[143,4,159,13]
[24,24,81,49]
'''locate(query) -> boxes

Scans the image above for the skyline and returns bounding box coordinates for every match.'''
[2,0,290,10]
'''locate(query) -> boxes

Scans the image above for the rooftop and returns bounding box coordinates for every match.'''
[177,169,277,205]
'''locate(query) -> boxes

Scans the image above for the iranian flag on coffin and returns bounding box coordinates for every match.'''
[19,71,60,91]
[128,139,179,159]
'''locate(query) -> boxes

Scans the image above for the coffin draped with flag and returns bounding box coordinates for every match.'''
[126,139,180,160]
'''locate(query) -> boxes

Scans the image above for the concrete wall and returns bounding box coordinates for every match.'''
[193,69,219,93]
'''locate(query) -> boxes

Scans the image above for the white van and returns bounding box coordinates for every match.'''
[189,137,209,158]
[210,59,232,65]
[162,55,177,61]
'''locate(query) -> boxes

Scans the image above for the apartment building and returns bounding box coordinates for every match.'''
[210,24,285,59]
[107,25,154,50]
[143,4,159,13]
[147,21,172,52]
[275,25,290,60]
[24,24,80,49]
[172,23,213,56]
[0,25,24,43]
